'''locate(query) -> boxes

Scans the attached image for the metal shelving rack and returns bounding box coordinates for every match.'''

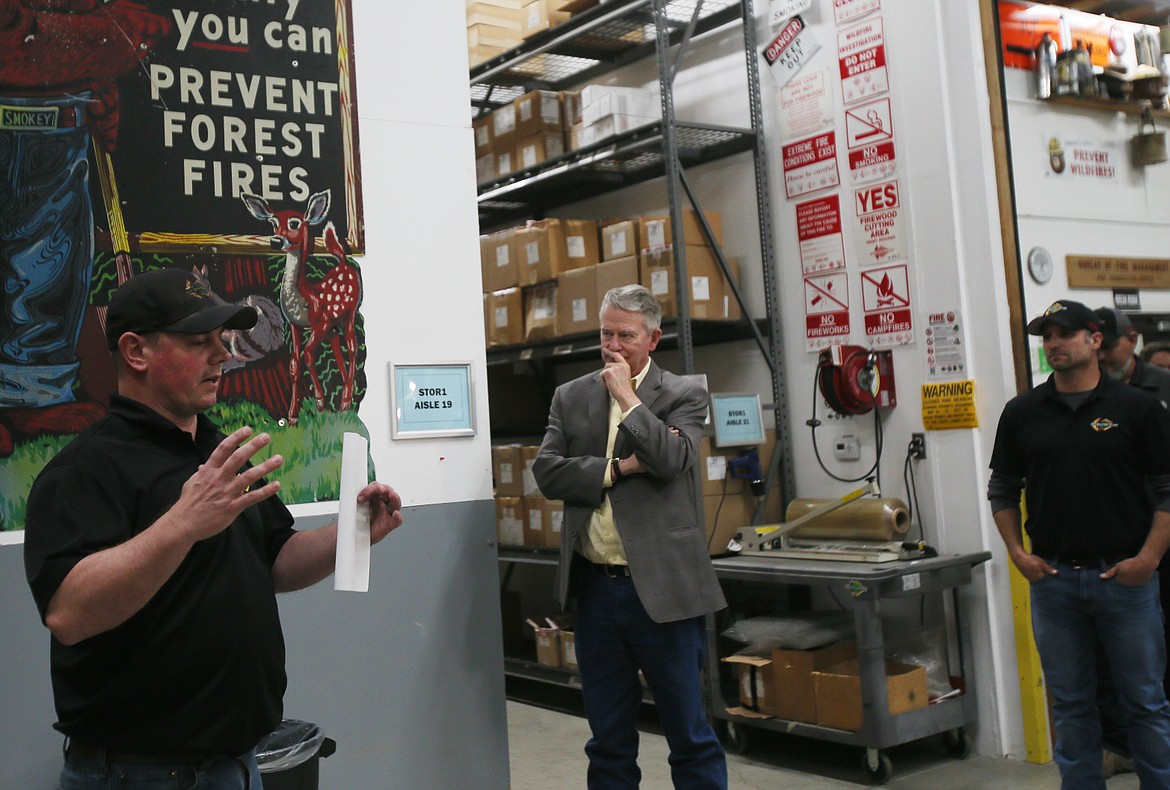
[476,0,794,692]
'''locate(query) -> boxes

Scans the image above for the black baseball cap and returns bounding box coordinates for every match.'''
[105,268,257,350]
[1094,307,1136,349]
[1025,299,1101,336]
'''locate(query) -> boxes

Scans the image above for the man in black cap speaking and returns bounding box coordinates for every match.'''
[987,299,1170,787]
[23,267,405,789]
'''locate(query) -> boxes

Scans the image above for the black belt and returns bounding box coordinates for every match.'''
[587,562,631,578]
[66,740,221,767]
[1049,554,1129,569]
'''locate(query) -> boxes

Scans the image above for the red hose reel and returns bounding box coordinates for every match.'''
[817,345,897,415]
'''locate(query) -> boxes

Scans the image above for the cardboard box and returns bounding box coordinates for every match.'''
[535,627,561,667]
[515,218,598,282]
[467,23,522,51]
[595,255,639,307]
[601,220,639,261]
[473,115,493,155]
[580,85,656,127]
[496,150,516,178]
[560,630,578,670]
[699,436,747,496]
[513,90,563,138]
[520,445,542,496]
[492,444,524,496]
[475,153,495,184]
[570,113,656,149]
[545,499,564,547]
[515,222,559,286]
[523,282,558,342]
[495,495,524,545]
[523,493,562,548]
[467,3,524,29]
[487,287,523,346]
[722,654,777,715]
[482,228,519,292]
[522,0,571,38]
[772,642,858,724]
[468,44,509,68]
[515,131,565,172]
[468,0,528,7]
[703,491,753,556]
[557,264,599,336]
[812,659,929,732]
[640,245,728,320]
[561,90,582,128]
[640,209,723,250]
[560,218,600,271]
[491,102,517,149]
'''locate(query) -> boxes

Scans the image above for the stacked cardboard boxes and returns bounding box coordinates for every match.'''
[467,1,526,67]
[638,209,740,321]
[570,84,659,149]
[493,444,563,548]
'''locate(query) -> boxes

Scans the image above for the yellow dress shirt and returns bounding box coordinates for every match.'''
[577,363,650,566]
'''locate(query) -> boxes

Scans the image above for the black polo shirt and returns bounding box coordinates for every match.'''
[990,372,1170,557]
[24,395,296,755]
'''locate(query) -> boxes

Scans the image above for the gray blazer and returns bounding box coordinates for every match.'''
[532,359,726,623]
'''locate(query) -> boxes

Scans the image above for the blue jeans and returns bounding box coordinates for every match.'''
[0,93,94,407]
[1031,561,1170,789]
[573,562,727,790]
[60,744,262,789]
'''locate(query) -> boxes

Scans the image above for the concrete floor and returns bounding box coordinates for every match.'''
[505,694,1142,789]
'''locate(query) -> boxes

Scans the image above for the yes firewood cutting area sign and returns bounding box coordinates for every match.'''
[852,178,906,265]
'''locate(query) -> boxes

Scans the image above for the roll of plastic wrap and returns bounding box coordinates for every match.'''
[784,498,911,541]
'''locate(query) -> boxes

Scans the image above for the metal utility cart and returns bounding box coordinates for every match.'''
[708,551,991,784]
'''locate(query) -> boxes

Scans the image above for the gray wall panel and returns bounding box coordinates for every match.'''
[0,499,508,789]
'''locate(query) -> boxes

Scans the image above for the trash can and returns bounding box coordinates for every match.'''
[255,719,336,790]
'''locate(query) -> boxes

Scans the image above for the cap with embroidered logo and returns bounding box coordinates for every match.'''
[1025,299,1101,336]
[105,268,257,350]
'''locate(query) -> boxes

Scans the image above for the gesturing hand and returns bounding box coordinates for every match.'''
[361,482,405,544]
[174,426,284,543]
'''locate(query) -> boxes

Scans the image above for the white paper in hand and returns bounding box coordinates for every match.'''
[334,432,371,592]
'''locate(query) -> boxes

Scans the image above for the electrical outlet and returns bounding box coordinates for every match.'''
[910,432,927,459]
[834,435,862,461]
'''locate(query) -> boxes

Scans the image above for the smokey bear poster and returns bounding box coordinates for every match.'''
[1,0,368,531]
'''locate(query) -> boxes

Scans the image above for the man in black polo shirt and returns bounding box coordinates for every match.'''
[24,268,405,789]
[1093,306,1170,774]
[988,299,1170,788]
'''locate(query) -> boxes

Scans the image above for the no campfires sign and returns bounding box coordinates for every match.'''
[861,264,913,346]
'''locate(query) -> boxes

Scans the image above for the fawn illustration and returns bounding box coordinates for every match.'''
[240,190,361,423]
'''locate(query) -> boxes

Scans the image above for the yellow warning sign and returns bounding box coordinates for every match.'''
[921,380,978,431]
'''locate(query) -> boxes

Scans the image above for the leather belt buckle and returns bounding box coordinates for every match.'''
[601,564,629,578]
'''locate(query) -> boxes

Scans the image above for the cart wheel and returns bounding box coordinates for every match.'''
[943,727,972,758]
[719,719,752,756]
[862,749,893,784]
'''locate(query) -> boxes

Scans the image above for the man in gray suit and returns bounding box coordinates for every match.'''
[533,284,727,789]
